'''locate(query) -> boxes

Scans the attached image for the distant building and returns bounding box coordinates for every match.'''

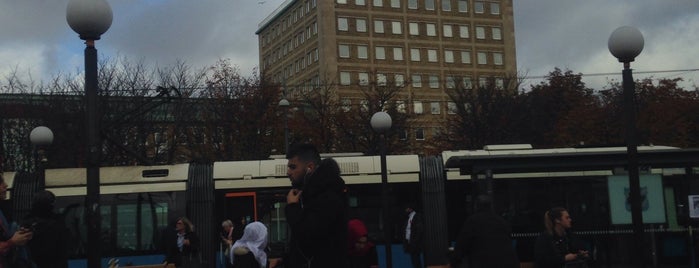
[256,0,517,153]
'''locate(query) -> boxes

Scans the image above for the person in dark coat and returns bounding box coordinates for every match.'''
[534,207,589,268]
[347,219,378,268]
[449,195,518,268]
[23,190,69,268]
[402,203,423,268]
[284,144,349,268]
[164,217,200,268]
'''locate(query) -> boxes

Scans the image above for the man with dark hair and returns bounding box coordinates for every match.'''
[449,195,519,268]
[403,203,423,268]
[284,143,348,268]
[24,190,69,268]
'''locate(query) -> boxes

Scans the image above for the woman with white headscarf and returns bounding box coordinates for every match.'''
[230,221,268,268]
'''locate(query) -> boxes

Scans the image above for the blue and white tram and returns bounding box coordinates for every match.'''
[5,145,699,267]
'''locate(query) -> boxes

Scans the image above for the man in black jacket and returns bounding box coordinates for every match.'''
[284,144,348,268]
[449,195,519,268]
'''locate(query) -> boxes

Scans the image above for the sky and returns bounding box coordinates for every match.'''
[1,0,698,91]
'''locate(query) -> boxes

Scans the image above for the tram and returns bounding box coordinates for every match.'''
[4,144,699,267]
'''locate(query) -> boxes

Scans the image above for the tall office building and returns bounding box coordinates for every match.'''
[257,0,516,152]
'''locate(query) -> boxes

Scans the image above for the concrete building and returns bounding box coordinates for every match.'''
[256,0,516,152]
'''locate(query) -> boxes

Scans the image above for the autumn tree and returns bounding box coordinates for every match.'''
[433,74,522,151]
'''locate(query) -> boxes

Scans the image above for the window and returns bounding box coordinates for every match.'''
[459,25,469,38]
[377,73,387,86]
[476,26,486,39]
[408,0,418,9]
[339,44,350,58]
[412,74,422,87]
[373,0,382,7]
[414,101,423,114]
[374,20,385,33]
[410,48,421,61]
[448,102,457,114]
[338,18,349,31]
[391,0,400,8]
[458,0,468,12]
[358,72,369,85]
[493,52,503,65]
[395,74,405,86]
[429,75,439,88]
[375,46,386,60]
[461,51,471,64]
[425,0,435,10]
[337,0,347,4]
[426,23,437,36]
[479,77,488,88]
[358,45,368,59]
[341,98,352,112]
[492,27,502,40]
[442,0,451,11]
[475,1,484,13]
[495,78,505,89]
[360,100,369,111]
[477,52,487,64]
[340,72,351,85]
[396,101,406,113]
[443,24,453,37]
[415,128,425,140]
[409,23,419,35]
[462,77,473,89]
[490,2,500,15]
[427,49,438,62]
[356,0,365,5]
[446,76,456,88]
[399,129,408,140]
[392,21,402,34]
[431,102,441,114]
[393,47,404,60]
[444,50,454,63]
[356,19,367,32]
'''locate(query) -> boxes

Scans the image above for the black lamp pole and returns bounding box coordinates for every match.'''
[371,111,393,268]
[609,26,645,266]
[67,0,112,266]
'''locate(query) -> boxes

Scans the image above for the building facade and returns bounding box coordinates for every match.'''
[256,0,516,152]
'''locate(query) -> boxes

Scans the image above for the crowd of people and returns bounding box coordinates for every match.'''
[0,143,591,268]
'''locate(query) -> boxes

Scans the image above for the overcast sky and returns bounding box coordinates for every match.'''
[1,0,698,91]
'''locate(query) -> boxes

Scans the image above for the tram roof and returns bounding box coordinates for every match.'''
[444,145,699,174]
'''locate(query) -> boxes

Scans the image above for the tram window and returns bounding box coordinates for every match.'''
[268,202,288,243]
[115,202,168,252]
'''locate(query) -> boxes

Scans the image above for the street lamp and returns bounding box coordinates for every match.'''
[67,0,112,267]
[371,111,393,268]
[608,25,645,264]
[30,126,54,190]
[279,98,290,154]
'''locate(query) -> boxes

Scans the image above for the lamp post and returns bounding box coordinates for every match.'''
[608,26,645,265]
[30,126,54,190]
[67,0,112,267]
[371,111,393,268]
[279,98,290,154]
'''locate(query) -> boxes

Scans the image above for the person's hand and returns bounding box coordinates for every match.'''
[287,189,302,204]
[183,239,190,246]
[564,253,577,261]
[10,230,32,246]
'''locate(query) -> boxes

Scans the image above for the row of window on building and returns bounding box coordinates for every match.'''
[338,71,506,89]
[262,22,318,71]
[337,0,501,16]
[260,0,317,47]
[341,99,473,129]
[338,45,504,66]
[337,17,503,41]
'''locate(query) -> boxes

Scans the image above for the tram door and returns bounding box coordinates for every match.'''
[223,192,258,227]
